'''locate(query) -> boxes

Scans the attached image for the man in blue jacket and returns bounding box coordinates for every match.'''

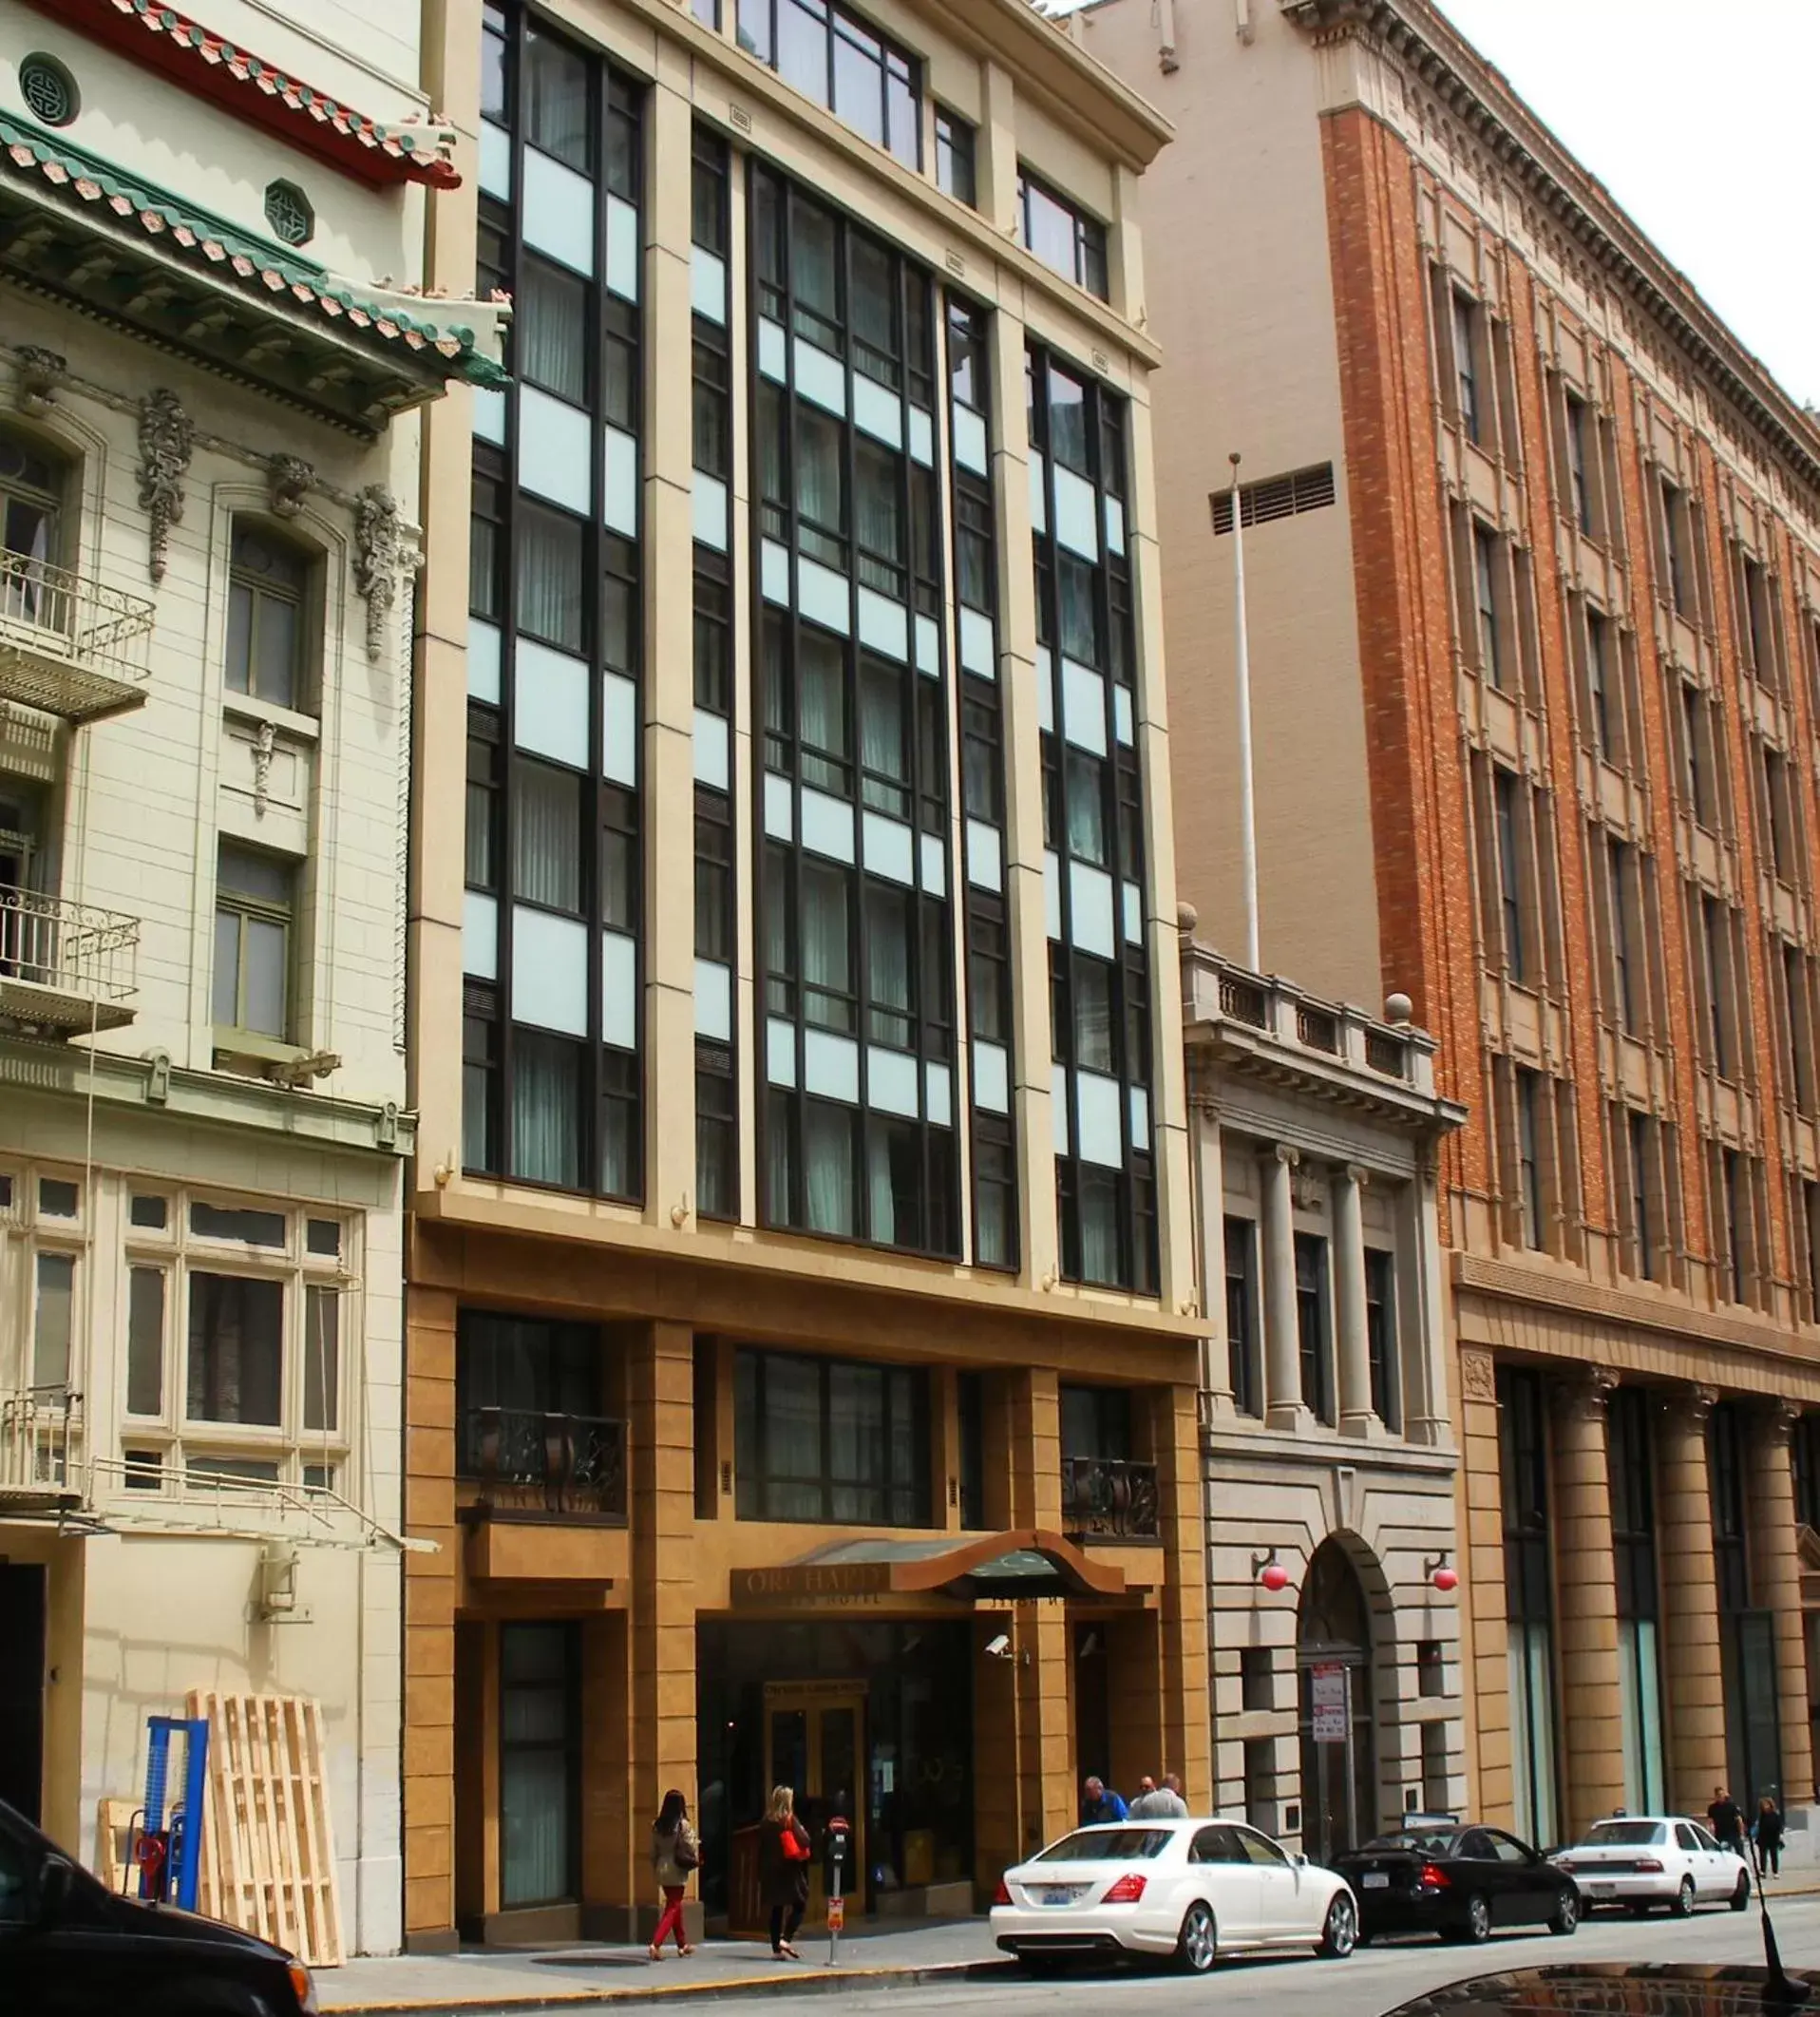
[1081,1776,1128,1824]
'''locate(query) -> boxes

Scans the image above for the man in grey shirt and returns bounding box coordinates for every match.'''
[1128,1773,1189,1818]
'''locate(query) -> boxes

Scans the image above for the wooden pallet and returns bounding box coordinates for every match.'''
[187,1690,345,1968]
[95,1797,139,1895]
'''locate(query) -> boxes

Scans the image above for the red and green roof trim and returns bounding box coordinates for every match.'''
[0,109,506,389]
[23,0,461,189]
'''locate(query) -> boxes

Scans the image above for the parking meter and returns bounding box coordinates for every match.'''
[824,1816,851,1964]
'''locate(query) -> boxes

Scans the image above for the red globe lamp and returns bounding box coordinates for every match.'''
[1425,1551,1459,1594]
[1252,1547,1291,1593]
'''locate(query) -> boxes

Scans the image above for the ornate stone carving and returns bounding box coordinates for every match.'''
[1659,1381,1719,1431]
[1552,1363,1620,1422]
[353,484,408,663]
[136,389,192,584]
[251,720,276,817]
[1268,1142,1300,1170]
[14,347,65,418]
[1459,1347,1496,1401]
[267,454,314,520]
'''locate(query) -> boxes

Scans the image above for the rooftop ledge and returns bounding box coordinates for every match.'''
[0,111,507,433]
[26,0,461,188]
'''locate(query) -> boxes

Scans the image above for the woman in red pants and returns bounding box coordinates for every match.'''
[648,1789,699,1959]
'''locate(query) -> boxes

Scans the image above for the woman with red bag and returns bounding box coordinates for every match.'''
[646,1788,699,1960]
[759,1784,812,1958]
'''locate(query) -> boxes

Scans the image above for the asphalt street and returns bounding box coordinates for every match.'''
[643,1892,1820,2017]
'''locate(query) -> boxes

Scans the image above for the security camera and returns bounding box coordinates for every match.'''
[985,1633,1012,1660]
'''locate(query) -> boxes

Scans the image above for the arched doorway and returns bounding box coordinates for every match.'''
[1298,1539,1376,1865]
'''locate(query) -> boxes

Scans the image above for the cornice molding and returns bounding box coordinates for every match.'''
[1281,0,1820,503]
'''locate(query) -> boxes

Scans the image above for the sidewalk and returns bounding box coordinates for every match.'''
[320,1919,1009,2017]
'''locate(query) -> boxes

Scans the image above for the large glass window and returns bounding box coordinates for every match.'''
[734,1346,930,1524]
[753,172,956,1258]
[1608,1386,1665,1815]
[739,0,919,166]
[225,525,311,710]
[463,25,644,1202]
[213,844,295,1040]
[1030,340,1153,1291]
[1224,1216,1259,1418]
[500,1623,580,1909]
[1294,1232,1334,1425]
[1016,171,1108,299]
[1499,1363,1558,1848]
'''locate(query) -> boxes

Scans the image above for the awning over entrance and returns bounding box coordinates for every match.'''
[729,1528,1130,1608]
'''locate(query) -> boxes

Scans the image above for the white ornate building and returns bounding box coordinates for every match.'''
[1183,932,1469,1862]
[0,0,501,1952]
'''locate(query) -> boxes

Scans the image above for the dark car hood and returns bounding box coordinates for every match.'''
[81,1884,291,1961]
[1378,1963,1814,2017]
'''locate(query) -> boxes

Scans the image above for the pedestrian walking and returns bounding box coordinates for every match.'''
[760,1784,812,1959]
[647,1788,699,1960]
[1707,1785,1745,1856]
[1129,1774,1188,1818]
[1754,1795,1786,1878]
[1080,1775,1128,1824]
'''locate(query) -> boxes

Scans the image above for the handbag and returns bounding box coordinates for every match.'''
[675,1830,701,1871]
[780,1822,811,1862]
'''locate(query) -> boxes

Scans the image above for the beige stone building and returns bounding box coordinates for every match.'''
[1182,936,1466,1862]
[402,0,1208,1949]
[0,0,499,1950]
[1085,0,1820,1856]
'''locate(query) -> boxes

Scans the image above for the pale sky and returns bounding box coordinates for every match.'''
[1056,0,1820,410]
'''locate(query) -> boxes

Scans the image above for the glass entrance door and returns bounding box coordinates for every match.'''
[764,1685,865,1924]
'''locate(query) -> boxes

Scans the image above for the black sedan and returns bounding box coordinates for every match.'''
[1333,1822,1581,1945]
[0,1797,315,2014]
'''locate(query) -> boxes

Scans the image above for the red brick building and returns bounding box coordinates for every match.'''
[1085,0,1820,1852]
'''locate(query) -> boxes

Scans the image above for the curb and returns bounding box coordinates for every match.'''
[324,1956,1018,2017]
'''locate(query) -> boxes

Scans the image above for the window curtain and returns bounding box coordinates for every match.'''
[777,0,831,112]
[758,383,787,514]
[511,1029,580,1189]
[499,1626,574,1907]
[802,865,852,1029]
[767,1090,794,1221]
[849,236,897,377]
[804,1101,856,1234]
[519,261,587,404]
[1073,959,1114,1070]
[185,1274,283,1424]
[1058,554,1099,665]
[764,1353,824,1489]
[512,762,581,913]
[866,1121,899,1246]
[832,23,886,150]
[799,631,847,772]
[796,408,844,536]
[516,506,584,651]
[789,196,840,329]
[829,1361,886,1518]
[866,887,912,1043]
[860,661,905,800]
[1066,752,1109,865]
[855,442,902,577]
[522,30,590,170]
[1078,1173,1120,1285]
[1048,368,1090,471]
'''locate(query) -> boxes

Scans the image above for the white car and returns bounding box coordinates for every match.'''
[991,1817,1358,1972]
[1551,1817,1753,1915]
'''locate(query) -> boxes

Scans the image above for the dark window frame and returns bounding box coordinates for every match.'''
[463,35,646,1204]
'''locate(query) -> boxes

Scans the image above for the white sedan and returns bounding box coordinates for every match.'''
[1551,1817,1752,1915]
[991,1817,1358,1972]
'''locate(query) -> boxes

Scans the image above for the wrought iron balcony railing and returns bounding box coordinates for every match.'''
[0,553,156,723]
[460,1404,628,1520]
[1061,1455,1160,1539]
[0,884,140,1035]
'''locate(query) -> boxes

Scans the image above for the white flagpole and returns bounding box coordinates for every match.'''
[1229,451,1261,971]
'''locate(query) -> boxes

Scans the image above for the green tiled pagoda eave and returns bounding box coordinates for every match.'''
[0,111,506,433]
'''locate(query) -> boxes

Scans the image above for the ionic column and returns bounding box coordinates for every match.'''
[1658,1385,1728,1810]
[1747,1401,1815,1807]
[1260,1144,1307,1429]
[1549,1368,1626,1837]
[1334,1164,1374,1437]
